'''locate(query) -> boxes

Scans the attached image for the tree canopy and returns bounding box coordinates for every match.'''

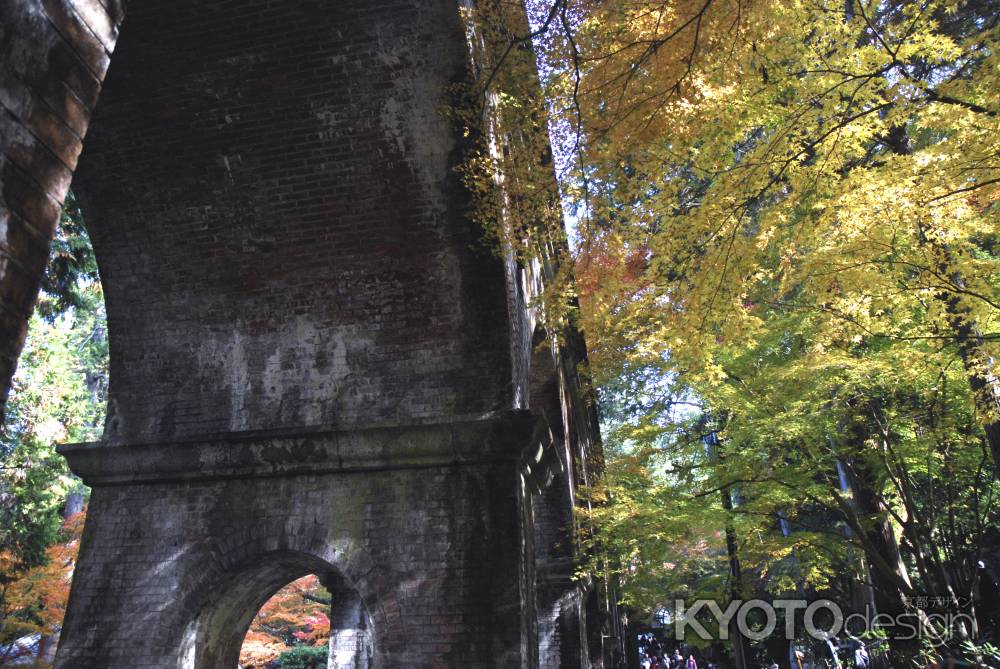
[465,0,1000,665]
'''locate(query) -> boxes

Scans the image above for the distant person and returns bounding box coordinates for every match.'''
[674,649,685,669]
[687,654,698,669]
[979,560,1000,635]
[854,643,869,669]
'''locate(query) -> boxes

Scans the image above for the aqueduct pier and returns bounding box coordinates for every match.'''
[0,0,620,666]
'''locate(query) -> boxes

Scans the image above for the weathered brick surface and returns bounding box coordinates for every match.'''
[0,0,121,412]
[0,0,618,664]
[71,0,513,443]
[57,436,526,667]
[534,473,588,668]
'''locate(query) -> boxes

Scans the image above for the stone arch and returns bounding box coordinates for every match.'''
[162,521,394,669]
[176,550,375,669]
[0,0,124,409]
[200,523,386,621]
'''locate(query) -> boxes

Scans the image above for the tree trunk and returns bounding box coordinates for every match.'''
[834,400,920,666]
[721,488,753,669]
[842,452,920,667]
[939,265,1000,480]
[703,427,754,669]
[884,123,1000,480]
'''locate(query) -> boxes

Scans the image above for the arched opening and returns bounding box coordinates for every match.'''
[239,574,331,669]
[178,551,373,669]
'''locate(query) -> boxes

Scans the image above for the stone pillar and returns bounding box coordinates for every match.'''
[55,414,539,668]
[322,574,372,669]
[0,0,123,411]
[45,0,540,661]
[533,472,588,668]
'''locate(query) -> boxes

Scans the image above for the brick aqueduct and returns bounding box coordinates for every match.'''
[0,0,624,667]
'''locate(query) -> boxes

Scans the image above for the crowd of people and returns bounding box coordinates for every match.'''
[639,639,872,669]
[641,648,702,669]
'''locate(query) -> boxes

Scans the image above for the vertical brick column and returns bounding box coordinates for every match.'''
[0,0,123,411]
[534,473,587,667]
[322,573,373,669]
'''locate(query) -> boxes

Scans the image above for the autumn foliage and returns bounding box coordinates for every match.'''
[0,511,83,667]
[1,513,332,668]
[239,575,331,669]
[464,0,1000,665]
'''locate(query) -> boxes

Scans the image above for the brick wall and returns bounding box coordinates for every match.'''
[70,0,513,443]
[0,0,122,412]
[56,426,527,667]
[0,0,620,665]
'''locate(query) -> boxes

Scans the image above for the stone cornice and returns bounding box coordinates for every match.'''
[59,411,541,486]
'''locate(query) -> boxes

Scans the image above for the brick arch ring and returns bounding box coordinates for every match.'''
[162,525,395,668]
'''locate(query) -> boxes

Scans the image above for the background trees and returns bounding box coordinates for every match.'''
[239,575,331,669]
[0,511,83,665]
[467,0,1000,665]
[1,1,998,665]
[0,199,106,664]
